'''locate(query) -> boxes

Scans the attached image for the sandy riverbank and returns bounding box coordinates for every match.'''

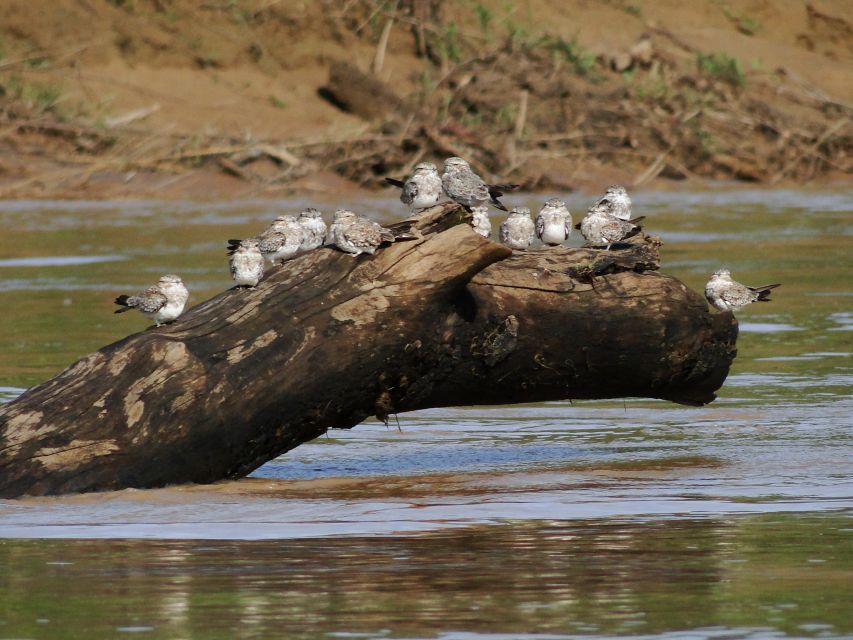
[0,0,849,200]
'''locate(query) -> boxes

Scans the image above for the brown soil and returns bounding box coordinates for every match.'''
[0,0,850,199]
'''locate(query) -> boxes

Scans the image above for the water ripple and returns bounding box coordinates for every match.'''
[0,255,127,267]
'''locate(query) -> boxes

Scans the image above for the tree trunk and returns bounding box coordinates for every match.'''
[0,204,737,498]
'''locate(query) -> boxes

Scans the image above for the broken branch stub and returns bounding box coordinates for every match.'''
[0,203,737,498]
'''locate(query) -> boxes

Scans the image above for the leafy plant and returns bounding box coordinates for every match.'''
[6,76,64,111]
[719,5,761,35]
[634,76,669,100]
[435,23,462,63]
[472,2,494,35]
[541,35,598,77]
[697,52,745,86]
[495,103,518,130]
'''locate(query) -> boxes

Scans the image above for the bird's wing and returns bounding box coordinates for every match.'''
[370,219,396,243]
[401,179,418,205]
[535,214,545,237]
[622,218,643,240]
[593,193,612,209]
[599,218,624,242]
[474,180,491,201]
[385,177,405,188]
[344,221,383,249]
[498,222,510,243]
[134,287,168,314]
[257,231,286,253]
[720,282,753,306]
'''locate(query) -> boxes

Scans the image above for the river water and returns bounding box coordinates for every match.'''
[0,188,851,639]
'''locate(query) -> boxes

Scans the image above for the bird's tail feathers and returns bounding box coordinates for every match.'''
[227,239,241,255]
[489,183,521,196]
[624,226,643,240]
[752,283,781,301]
[393,231,420,241]
[384,177,405,188]
[114,295,133,313]
[490,197,509,212]
[629,216,646,226]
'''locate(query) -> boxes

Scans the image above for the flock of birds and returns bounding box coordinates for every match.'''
[114,156,779,326]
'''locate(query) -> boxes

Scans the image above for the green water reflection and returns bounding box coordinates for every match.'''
[0,513,850,640]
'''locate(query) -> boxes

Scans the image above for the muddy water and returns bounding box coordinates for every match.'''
[0,188,851,639]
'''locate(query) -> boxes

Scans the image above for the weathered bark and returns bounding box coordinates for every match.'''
[0,204,737,498]
[324,61,406,122]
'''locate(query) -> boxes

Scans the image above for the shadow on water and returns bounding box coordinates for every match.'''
[0,187,851,638]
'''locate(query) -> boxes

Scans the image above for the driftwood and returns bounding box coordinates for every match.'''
[324,61,407,122]
[0,204,737,498]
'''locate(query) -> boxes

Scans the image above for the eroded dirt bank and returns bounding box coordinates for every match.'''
[0,0,850,199]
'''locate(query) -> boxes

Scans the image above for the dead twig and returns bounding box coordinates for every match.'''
[104,104,160,128]
[372,1,399,76]
[771,118,849,183]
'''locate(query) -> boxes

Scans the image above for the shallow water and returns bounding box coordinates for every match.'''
[0,187,851,639]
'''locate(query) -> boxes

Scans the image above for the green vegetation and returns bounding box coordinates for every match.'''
[632,68,670,100]
[4,76,63,112]
[435,22,463,63]
[719,4,761,35]
[540,35,598,77]
[268,95,285,109]
[25,56,49,69]
[693,124,715,158]
[472,2,494,36]
[495,102,518,130]
[697,52,746,86]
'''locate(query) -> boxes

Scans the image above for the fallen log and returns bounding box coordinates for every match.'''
[0,203,737,498]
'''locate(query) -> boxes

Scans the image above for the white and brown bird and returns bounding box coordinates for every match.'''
[229,238,265,288]
[385,162,443,212]
[298,208,327,252]
[705,269,780,312]
[328,209,395,256]
[592,185,632,220]
[578,202,645,249]
[535,198,572,246]
[260,215,303,264]
[228,215,303,265]
[441,157,518,212]
[499,207,536,250]
[114,274,188,326]
[470,205,492,238]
